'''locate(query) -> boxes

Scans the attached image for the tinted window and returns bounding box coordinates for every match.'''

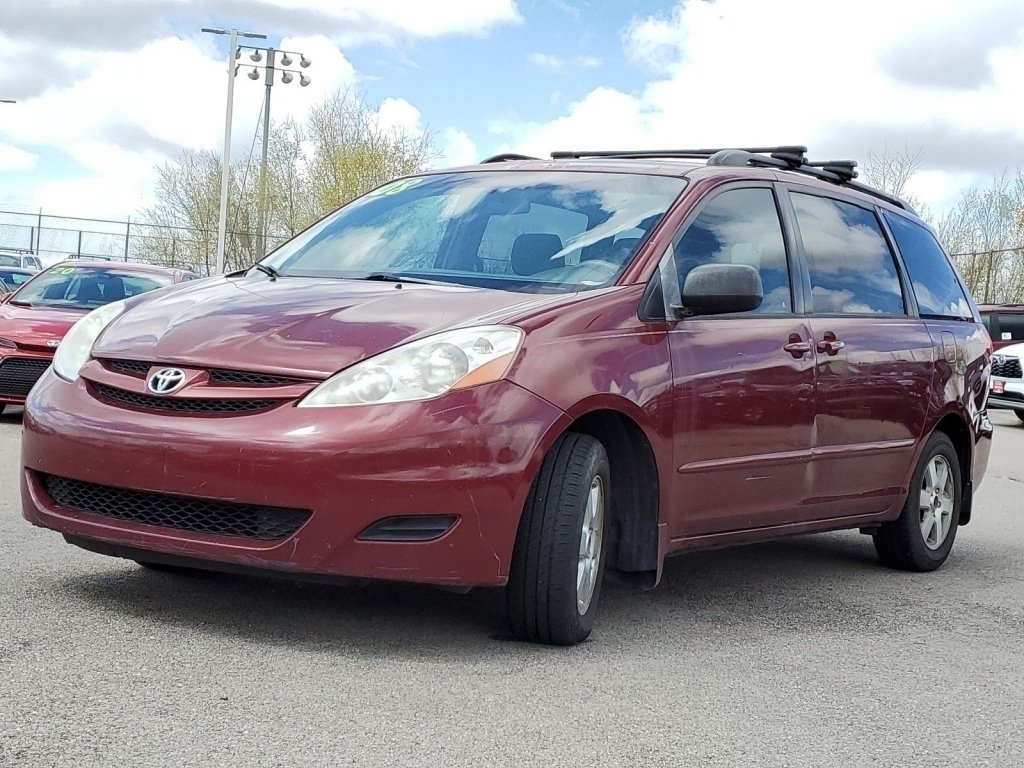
[10,266,173,309]
[672,187,791,314]
[792,193,904,315]
[884,212,971,319]
[996,313,1024,343]
[0,269,33,288]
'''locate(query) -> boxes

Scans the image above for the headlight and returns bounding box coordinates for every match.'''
[299,325,524,407]
[52,300,127,382]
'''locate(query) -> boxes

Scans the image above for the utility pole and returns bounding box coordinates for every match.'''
[202,27,267,275]
[257,48,275,258]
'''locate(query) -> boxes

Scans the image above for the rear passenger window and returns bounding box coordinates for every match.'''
[792,193,905,315]
[672,187,791,314]
[883,212,972,320]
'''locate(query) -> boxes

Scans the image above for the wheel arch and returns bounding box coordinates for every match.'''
[562,408,661,574]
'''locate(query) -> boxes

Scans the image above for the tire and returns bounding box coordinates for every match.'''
[0,404,5,415]
[1015,411,1024,424]
[507,433,610,646]
[873,432,961,572]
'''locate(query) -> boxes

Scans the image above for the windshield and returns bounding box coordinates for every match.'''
[0,254,25,268]
[11,266,173,309]
[0,269,33,289]
[264,171,687,293]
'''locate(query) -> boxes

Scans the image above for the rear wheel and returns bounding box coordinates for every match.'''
[507,433,610,646]
[873,432,961,572]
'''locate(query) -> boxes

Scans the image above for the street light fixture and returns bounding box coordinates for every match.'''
[201,26,267,276]
[235,43,313,257]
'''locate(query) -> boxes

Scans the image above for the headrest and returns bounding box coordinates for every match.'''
[510,233,564,276]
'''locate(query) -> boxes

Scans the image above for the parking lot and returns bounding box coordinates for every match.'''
[1,406,1021,767]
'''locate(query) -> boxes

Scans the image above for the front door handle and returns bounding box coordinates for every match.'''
[816,332,846,356]
[783,334,812,358]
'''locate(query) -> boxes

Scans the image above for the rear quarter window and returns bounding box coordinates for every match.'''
[883,212,972,320]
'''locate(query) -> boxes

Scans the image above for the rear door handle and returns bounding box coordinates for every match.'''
[783,335,811,358]
[816,333,846,356]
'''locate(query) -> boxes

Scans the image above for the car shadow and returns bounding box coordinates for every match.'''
[53,529,921,656]
[0,405,23,422]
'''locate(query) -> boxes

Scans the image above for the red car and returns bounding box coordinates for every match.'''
[20,147,992,645]
[0,261,195,413]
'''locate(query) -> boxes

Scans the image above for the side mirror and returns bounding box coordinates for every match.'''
[677,263,763,316]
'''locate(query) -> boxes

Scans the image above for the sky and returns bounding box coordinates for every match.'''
[0,0,1022,224]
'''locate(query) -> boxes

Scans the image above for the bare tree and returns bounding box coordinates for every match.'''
[135,89,436,275]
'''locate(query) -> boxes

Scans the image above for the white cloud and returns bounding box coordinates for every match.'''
[376,97,423,135]
[437,128,478,167]
[529,53,565,71]
[508,0,1024,215]
[0,144,37,173]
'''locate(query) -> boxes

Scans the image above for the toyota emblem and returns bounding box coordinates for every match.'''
[147,367,187,395]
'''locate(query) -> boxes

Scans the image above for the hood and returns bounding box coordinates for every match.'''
[993,342,1024,360]
[0,303,88,350]
[91,275,570,377]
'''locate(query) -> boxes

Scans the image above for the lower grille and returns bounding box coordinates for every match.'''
[992,357,1023,379]
[91,382,280,414]
[0,357,50,397]
[41,474,311,541]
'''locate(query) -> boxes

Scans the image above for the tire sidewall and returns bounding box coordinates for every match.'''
[564,446,611,639]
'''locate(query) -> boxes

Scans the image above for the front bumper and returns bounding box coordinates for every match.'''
[22,371,569,586]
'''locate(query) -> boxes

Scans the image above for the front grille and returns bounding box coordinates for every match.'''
[992,357,1023,379]
[42,474,311,541]
[104,359,151,377]
[91,382,280,414]
[0,357,51,397]
[207,369,306,386]
[102,358,306,386]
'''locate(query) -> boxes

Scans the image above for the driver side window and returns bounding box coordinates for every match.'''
[672,187,792,314]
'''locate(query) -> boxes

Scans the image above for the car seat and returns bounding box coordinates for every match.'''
[510,234,564,276]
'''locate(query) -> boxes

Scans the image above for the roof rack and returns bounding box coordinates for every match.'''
[480,153,540,163]
[550,146,800,160]
[548,145,910,211]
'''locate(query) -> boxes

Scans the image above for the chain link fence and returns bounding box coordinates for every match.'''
[0,210,288,275]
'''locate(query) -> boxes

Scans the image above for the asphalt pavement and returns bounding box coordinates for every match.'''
[1,405,1022,767]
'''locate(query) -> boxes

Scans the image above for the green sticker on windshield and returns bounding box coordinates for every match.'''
[51,267,76,275]
[368,178,423,197]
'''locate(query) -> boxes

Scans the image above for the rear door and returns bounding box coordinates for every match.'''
[665,184,817,537]
[784,190,933,519]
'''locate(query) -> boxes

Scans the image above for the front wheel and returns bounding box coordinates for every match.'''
[873,432,961,572]
[506,433,610,646]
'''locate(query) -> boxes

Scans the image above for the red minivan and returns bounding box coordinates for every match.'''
[20,147,992,645]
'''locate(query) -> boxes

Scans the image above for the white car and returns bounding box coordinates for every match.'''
[988,342,1024,422]
[0,250,42,271]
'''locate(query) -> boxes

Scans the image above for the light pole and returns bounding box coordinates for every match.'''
[0,99,15,104]
[237,44,311,257]
[201,27,267,275]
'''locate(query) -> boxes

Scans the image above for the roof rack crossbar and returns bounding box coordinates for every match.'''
[550,146,806,160]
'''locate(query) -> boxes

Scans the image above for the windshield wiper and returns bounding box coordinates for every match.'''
[253,263,284,280]
[362,272,441,285]
[8,299,33,307]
